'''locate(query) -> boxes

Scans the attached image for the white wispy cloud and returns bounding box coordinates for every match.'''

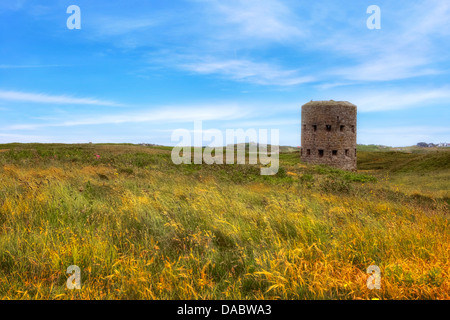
[0,64,67,69]
[0,0,27,11]
[227,118,300,128]
[200,0,304,42]
[146,1,450,86]
[407,0,450,37]
[360,126,450,135]
[92,17,161,37]
[81,0,310,86]
[172,0,309,85]
[358,126,450,146]
[5,103,252,130]
[180,58,314,86]
[319,0,450,83]
[0,133,51,143]
[348,87,450,112]
[331,55,440,82]
[0,90,121,106]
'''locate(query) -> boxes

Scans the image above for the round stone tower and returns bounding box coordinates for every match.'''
[301,100,357,171]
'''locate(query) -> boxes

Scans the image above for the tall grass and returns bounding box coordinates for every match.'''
[0,144,448,299]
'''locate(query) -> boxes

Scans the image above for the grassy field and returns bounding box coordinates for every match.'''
[0,143,448,299]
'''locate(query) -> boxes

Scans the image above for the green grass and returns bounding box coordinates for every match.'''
[0,143,448,299]
[358,150,450,172]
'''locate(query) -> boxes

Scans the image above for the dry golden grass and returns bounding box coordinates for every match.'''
[0,144,448,299]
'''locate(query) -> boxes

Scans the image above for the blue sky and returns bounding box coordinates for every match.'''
[0,0,449,146]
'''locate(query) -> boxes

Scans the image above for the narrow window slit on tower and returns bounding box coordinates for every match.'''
[312,125,317,132]
[307,149,311,156]
[340,125,345,132]
[351,125,355,133]
[332,150,338,156]
[345,149,349,156]
[318,149,324,157]
[326,125,331,131]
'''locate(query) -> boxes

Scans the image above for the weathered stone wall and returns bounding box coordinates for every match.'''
[301,100,357,171]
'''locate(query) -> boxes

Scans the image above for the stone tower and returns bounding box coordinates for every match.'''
[301,100,357,171]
